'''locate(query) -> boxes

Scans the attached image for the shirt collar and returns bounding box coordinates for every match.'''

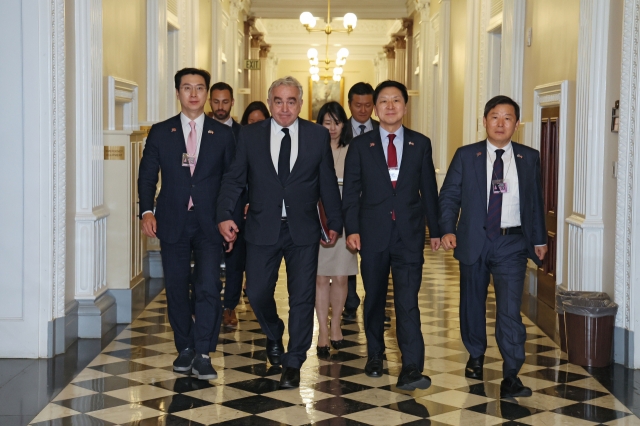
[271,117,298,135]
[379,125,404,142]
[351,117,371,127]
[486,139,513,155]
[223,117,233,127]
[180,112,205,128]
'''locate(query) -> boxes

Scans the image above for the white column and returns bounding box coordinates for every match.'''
[394,36,407,85]
[615,0,640,368]
[566,0,611,292]
[249,34,263,103]
[146,0,168,124]
[259,45,271,103]
[211,0,223,83]
[436,0,451,179]
[500,0,525,106]
[385,47,395,81]
[74,0,114,338]
[463,0,480,145]
[229,0,243,115]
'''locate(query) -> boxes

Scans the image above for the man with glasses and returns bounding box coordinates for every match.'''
[138,68,236,381]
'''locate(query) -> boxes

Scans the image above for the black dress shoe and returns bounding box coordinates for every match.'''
[317,345,330,356]
[173,348,196,372]
[342,309,357,321]
[465,355,484,380]
[266,338,284,366]
[396,366,431,391]
[279,367,300,389]
[364,354,384,378]
[500,376,532,398]
[330,339,346,350]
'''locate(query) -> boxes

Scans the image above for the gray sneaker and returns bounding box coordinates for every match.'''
[192,354,218,380]
[173,348,195,372]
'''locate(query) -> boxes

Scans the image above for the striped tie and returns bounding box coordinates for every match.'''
[485,149,505,240]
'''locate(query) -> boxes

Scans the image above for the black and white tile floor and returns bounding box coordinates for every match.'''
[29,248,640,425]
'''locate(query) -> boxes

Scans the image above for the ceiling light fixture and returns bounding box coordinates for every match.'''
[299,0,357,35]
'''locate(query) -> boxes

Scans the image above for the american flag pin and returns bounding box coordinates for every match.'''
[171,128,177,132]
[208,130,214,134]
[370,143,375,147]
[517,154,523,158]
[409,141,414,146]
[476,152,482,157]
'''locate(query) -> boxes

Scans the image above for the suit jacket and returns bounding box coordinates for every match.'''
[342,126,441,253]
[138,114,236,244]
[438,140,547,266]
[345,117,380,141]
[216,117,343,246]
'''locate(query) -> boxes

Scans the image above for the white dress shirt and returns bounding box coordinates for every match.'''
[142,112,205,218]
[222,117,233,127]
[380,126,404,168]
[486,140,520,228]
[351,117,374,136]
[270,118,299,216]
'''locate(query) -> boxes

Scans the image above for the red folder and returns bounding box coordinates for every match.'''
[317,200,331,243]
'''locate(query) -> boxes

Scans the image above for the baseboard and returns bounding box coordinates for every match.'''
[109,278,147,324]
[47,301,79,356]
[614,326,635,367]
[77,292,117,338]
[145,251,164,278]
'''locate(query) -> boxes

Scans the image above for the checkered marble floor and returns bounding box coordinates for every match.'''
[30,249,640,425]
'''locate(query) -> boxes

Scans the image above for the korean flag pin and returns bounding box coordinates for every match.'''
[208,130,214,134]
[517,154,523,159]
[476,152,482,157]
[409,141,414,146]
[171,128,177,132]
[370,143,375,147]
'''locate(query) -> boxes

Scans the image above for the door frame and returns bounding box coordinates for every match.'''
[532,81,571,289]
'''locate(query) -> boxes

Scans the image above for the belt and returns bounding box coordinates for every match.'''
[500,226,522,235]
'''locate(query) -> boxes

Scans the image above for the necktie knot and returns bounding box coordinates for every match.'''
[495,149,505,159]
[189,120,196,131]
[359,124,366,135]
[388,134,396,144]
[282,127,290,136]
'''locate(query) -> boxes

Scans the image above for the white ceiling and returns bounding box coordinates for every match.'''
[248,0,411,20]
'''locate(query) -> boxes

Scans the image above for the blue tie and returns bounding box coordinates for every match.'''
[486,149,505,240]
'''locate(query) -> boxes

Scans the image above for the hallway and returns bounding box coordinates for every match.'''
[24,249,640,425]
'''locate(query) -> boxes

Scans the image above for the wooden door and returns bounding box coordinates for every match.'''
[537,107,560,308]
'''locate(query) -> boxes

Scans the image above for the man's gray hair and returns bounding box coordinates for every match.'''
[268,76,303,101]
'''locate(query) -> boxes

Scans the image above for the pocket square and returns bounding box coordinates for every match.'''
[477,152,482,157]
[517,154,523,158]
[408,141,414,146]
[208,130,214,134]
[370,143,375,147]
[171,128,177,132]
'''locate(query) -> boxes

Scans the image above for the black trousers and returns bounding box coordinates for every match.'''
[223,224,246,310]
[360,222,425,370]
[245,221,319,369]
[344,275,360,311]
[459,234,528,377]
[160,212,223,354]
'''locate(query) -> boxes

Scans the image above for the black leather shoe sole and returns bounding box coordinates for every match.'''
[397,375,431,391]
[500,385,532,398]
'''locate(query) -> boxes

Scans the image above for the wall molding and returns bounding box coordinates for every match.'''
[146,0,168,123]
[532,81,570,288]
[106,76,139,131]
[615,0,640,367]
[436,1,450,182]
[463,0,480,145]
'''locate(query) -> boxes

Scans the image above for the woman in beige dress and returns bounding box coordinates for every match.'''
[315,102,359,355]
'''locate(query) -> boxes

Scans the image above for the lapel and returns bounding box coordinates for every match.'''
[192,117,215,180]
[260,119,279,180]
[288,119,306,181]
[474,141,488,209]
[395,126,412,188]
[368,130,392,188]
[512,142,527,215]
[171,114,193,180]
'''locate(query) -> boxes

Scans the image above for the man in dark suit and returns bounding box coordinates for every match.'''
[138,68,235,380]
[209,82,245,329]
[343,80,441,391]
[438,95,547,398]
[217,76,343,389]
[343,82,379,321]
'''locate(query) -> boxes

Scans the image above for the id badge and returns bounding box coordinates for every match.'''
[182,153,196,167]
[492,179,508,194]
[388,167,399,182]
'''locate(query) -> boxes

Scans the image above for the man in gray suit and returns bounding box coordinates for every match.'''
[438,95,547,398]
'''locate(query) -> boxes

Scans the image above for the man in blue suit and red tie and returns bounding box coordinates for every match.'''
[438,95,547,398]
[138,68,236,380]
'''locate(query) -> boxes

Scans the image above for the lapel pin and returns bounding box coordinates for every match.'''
[208,130,214,134]
[476,152,482,157]
[171,128,177,132]
[408,141,414,146]
[370,143,375,147]
[517,154,523,158]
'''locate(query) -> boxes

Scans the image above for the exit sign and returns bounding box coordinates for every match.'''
[244,59,260,70]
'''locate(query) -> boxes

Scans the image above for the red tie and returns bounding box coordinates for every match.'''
[388,134,397,219]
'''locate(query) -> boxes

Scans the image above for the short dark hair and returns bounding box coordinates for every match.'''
[316,101,351,147]
[174,68,211,91]
[348,82,374,103]
[210,82,234,99]
[240,101,271,125]
[373,80,408,104]
[483,95,520,121]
